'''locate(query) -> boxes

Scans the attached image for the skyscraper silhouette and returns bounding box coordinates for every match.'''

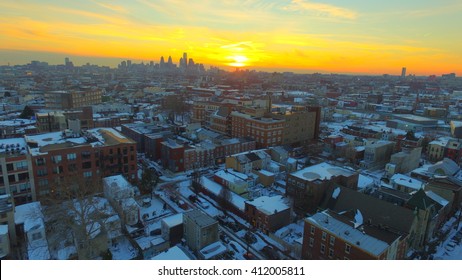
[183,52,188,68]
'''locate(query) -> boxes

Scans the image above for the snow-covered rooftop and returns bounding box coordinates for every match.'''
[274,222,304,244]
[358,174,374,190]
[245,195,289,215]
[425,191,449,207]
[25,127,134,155]
[391,173,424,191]
[0,118,35,127]
[0,138,28,157]
[202,177,246,211]
[215,169,248,182]
[291,162,355,181]
[199,241,227,259]
[103,175,132,190]
[307,211,389,256]
[258,169,275,176]
[161,213,183,227]
[152,246,191,260]
[15,202,42,225]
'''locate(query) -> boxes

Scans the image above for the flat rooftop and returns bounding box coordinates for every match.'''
[291,162,355,182]
[25,128,134,155]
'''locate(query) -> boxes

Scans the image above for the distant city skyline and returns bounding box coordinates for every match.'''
[1,1,461,75]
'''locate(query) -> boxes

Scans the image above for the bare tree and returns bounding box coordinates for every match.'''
[218,184,232,214]
[43,175,117,259]
[139,163,159,198]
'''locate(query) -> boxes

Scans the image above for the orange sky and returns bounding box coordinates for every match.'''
[1,0,461,75]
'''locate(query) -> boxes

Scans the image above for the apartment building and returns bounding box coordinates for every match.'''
[25,128,137,198]
[286,163,358,213]
[230,111,284,148]
[183,209,219,252]
[35,107,94,133]
[45,89,102,110]
[302,209,404,260]
[245,195,290,233]
[360,140,395,169]
[0,138,36,205]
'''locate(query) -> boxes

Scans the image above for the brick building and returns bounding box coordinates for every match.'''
[0,138,36,205]
[25,128,137,198]
[35,107,94,133]
[271,106,321,145]
[230,111,284,148]
[121,123,173,153]
[161,137,256,173]
[161,139,185,172]
[302,209,404,259]
[245,195,290,233]
[286,163,358,213]
[45,89,102,110]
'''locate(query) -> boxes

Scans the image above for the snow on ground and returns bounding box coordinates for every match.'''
[433,214,462,260]
[139,196,172,221]
[110,236,138,260]
[228,240,246,260]
[160,174,188,181]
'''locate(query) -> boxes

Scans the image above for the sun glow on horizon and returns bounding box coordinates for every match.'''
[227,55,249,67]
[0,1,461,74]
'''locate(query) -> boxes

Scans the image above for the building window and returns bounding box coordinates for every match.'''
[310,225,315,235]
[83,171,92,178]
[38,179,48,187]
[8,174,16,183]
[328,248,334,258]
[309,237,314,247]
[330,236,335,246]
[345,244,351,254]
[10,186,18,194]
[320,244,325,254]
[53,166,64,174]
[18,172,29,181]
[67,153,77,160]
[68,164,77,172]
[322,231,327,241]
[37,169,47,177]
[19,183,29,191]
[36,158,46,166]
[52,155,62,164]
[6,163,14,171]
[81,151,91,159]
[15,161,28,170]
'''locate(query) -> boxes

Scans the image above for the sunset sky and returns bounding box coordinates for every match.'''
[1,0,461,75]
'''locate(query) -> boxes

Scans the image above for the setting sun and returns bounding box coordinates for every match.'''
[228,55,249,67]
[0,1,461,74]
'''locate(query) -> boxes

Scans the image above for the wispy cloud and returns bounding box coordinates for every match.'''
[283,0,358,20]
[94,1,129,14]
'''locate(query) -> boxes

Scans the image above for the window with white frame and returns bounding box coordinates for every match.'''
[345,244,351,254]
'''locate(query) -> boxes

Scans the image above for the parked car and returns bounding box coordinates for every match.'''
[445,242,456,252]
[261,246,278,260]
